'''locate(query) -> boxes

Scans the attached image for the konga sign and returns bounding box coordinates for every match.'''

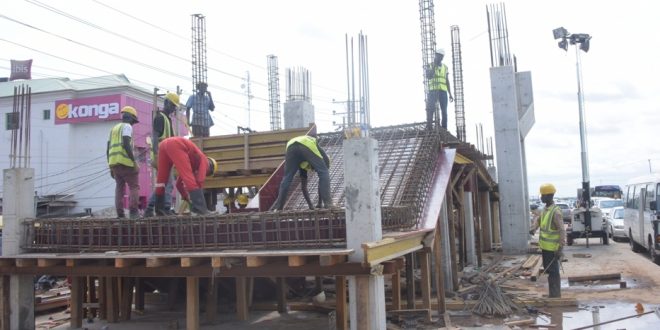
[55,95,122,124]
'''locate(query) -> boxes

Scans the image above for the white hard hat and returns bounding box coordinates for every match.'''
[437,48,446,56]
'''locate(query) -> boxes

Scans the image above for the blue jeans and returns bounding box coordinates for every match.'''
[147,172,174,209]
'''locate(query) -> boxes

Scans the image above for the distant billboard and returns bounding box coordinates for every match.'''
[9,59,33,81]
[55,95,122,125]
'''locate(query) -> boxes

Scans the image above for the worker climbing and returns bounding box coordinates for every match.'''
[107,106,140,219]
[271,133,333,211]
[145,92,179,217]
[154,136,219,215]
[426,49,454,130]
[530,183,566,298]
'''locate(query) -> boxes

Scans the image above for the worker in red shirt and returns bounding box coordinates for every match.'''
[154,137,218,215]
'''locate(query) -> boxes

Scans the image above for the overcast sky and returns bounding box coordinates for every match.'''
[2,0,659,198]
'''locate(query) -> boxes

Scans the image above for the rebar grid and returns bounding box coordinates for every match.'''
[24,207,414,252]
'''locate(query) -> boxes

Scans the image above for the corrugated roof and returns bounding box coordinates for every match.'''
[0,74,144,98]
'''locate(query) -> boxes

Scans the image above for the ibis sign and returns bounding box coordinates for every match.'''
[55,95,122,124]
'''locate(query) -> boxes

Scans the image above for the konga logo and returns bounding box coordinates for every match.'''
[55,95,122,124]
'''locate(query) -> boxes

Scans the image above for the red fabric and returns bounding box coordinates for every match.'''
[156,137,208,196]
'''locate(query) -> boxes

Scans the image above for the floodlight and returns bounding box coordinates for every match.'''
[558,39,568,51]
[553,27,568,40]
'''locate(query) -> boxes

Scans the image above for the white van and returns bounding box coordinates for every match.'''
[623,174,660,264]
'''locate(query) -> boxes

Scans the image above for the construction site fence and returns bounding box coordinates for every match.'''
[23,207,415,253]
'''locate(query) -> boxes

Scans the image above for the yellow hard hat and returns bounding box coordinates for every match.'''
[237,194,249,205]
[165,92,180,106]
[120,106,139,123]
[206,157,219,177]
[539,183,556,195]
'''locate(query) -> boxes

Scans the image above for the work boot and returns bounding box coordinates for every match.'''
[116,209,125,219]
[188,189,210,215]
[129,209,140,219]
[143,207,155,218]
[155,194,168,216]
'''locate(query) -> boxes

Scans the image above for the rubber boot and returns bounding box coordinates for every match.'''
[189,189,210,215]
[155,194,168,216]
[548,275,561,298]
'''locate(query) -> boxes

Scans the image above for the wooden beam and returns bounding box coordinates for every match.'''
[433,222,446,316]
[320,254,347,267]
[246,256,267,267]
[66,259,78,267]
[106,277,119,323]
[276,277,287,314]
[211,257,223,268]
[236,277,249,321]
[418,251,432,322]
[405,254,415,309]
[134,278,144,312]
[390,270,401,311]
[146,257,173,268]
[70,277,84,328]
[0,259,13,267]
[288,256,308,267]
[15,259,36,267]
[115,258,140,268]
[335,276,347,330]
[38,258,63,267]
[1,276,9,330]
[205,278,217,324]
[181,257,205,268]
[568,273,621,282]
[120,277,134,321]
[186,277,200,330]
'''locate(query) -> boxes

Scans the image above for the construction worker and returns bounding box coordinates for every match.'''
[154,136,219,215]
[425,49,454,130]
[185,82,215,137]
[530,183,566,298]
[144,92,178,217]
[237,190,249,209]
[271,134,333,211]
[107,106,140,219]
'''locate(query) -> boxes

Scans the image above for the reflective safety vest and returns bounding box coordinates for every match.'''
[150,112,172,162]
[428,64,448,91]
[108,123,135,167]
[286,136,322,171]
[539,205,561,251]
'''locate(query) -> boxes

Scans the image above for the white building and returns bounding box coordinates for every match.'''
[0,74,186,216]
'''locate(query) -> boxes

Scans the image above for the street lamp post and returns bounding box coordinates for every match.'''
[553,27,593,240]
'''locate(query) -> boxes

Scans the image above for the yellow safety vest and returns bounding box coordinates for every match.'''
[539,205,560,251]
[108,123,135,167]
[286,136,322,171]
[429,64,448,91]
[150,112,172,162]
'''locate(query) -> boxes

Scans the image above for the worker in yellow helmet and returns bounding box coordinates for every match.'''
[529,183,566,298]
[271,133,333,211]
[145,93,179,217]
[107,106,140,219]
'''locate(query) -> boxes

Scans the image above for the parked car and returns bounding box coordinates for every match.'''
[555,202,572,223]
[593,197,624,219]
[606,206,627,241]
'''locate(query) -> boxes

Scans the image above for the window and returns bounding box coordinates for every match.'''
[645,184,655,211]
[5,112,19,130]
[632,185,640,210]
[43,109,51,120]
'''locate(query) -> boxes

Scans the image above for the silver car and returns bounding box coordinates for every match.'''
[556,202,572,223]
[607,206,627,241]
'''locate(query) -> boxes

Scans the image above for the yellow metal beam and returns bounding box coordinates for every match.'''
[361,232,429,267]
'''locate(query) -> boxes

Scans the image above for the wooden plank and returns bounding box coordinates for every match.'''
[335,276,347,330]
[320,254,347,267]
[187,277,200,330]
[418,251,432,322]
[66,259,78,267]
[134,278,144,312]
[38,258,63,267]
[106,277,119,323]
[1,276,9,330]
[98,277,107,320]
[246,256,267,267]
[405,254,415,309]
[211,257,223,268]
[276,277,287,314]
[146,257,173,268]
[0,259,14,267]
[522,255,540,269]
[433,223,446,316]
[115,258,140,268]
[181,257,205,268]
[288,256,308,267]
[15,259,36,267]
[205,278,217,324]
[505,318,535,326]
[236,277,249,321]
[568,273,621,282]
[530,260,544,282]
[120,278,134,321]
[390,270,401,311]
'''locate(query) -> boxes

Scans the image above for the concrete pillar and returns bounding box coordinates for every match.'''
[439,198,453,293]
[283,100,315,129]
[463,192,477,266]
[2,169,35,330]
[343,138,386,330]
[490,66,529,254]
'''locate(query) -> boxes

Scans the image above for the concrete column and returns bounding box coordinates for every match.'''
[2,169,35,330]
[283,100,315,129]
[343,138,386,330]
[439,198,453,293]
[490,66,529,254]
[463,192,477,266]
